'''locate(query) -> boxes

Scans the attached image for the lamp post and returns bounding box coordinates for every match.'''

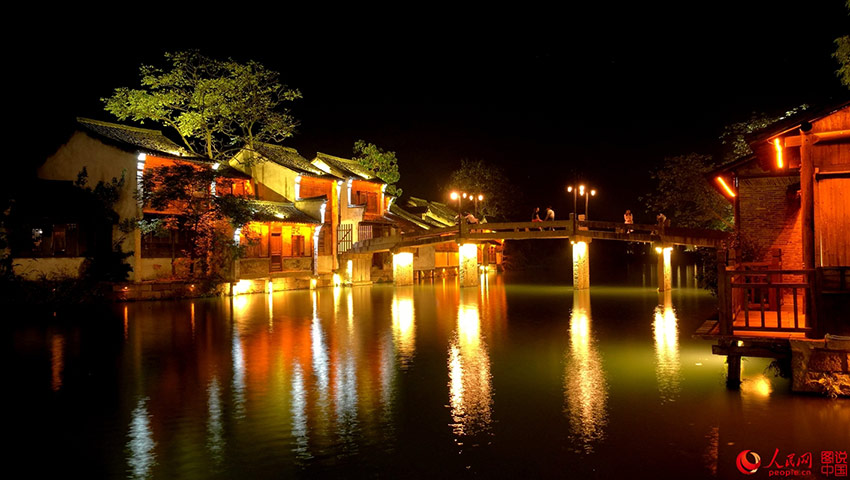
[567,185,579,230]
[473,193,483,219]
[584,188,597,221]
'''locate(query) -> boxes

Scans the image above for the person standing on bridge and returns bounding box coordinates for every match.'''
[545,206,555,230]
[655,212,667,234]
[624,209,634,233]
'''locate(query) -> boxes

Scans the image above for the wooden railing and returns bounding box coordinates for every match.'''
[719,268,816,335]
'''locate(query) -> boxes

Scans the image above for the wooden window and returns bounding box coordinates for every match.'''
[291,235,305,257]
[358,224,373,242]
[242,224,269,258]
[338,224,352,253]
[365,192,378,213]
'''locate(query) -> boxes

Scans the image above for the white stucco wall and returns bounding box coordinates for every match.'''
[229,151,299,202]
[13,257,86,280]
[38,132,140,280]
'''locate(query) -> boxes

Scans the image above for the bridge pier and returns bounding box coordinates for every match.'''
[458,243,479,287]
[655,243,673,292]
[572,238,591,290]
[392,251,414,286]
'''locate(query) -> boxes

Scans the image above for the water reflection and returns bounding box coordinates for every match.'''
[127,397,155,479]
[653,291,681,403]
[392,287,416,368]
[334,288,359,447]
[290,363,310,460]
[564,289,608,453]
[448,289,493,437]
[207,377,224,461]
[50,333,64,392]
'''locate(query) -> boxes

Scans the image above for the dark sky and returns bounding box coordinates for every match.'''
[13,2,849,222]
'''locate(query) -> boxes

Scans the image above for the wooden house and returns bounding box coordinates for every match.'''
[17,118,319,283]
[228,146,400,280]
[703,101,850,393]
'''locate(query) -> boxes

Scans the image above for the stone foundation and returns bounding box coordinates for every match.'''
[790,335,850,397]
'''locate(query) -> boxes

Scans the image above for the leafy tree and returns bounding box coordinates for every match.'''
[141,164,258,280]
[835,34,850,89]
[641,153,732,231]
[103,50,301,162]
[352,140,402,196]
[719,106,807,162]
[448,158,517,220]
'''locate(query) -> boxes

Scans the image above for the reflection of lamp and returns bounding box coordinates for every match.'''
[392,288,416,367]
[565,289,607,453]
[653,293,681,403]
[449,296,493,437]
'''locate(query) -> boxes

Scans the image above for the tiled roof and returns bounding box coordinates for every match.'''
[76,118,203,160]
[252,143,325,176]
[387,203,432,230]
[313,152,378,181]
[215,164,252,180]
[249,200,321,224]
[406,197,456,227]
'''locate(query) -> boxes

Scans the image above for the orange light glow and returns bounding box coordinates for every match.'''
[773,138,783,169]
[715,176,736,198]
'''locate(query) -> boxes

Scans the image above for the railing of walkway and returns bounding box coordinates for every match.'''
[719,268,816,335]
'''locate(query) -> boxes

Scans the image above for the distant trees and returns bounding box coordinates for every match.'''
[353,140,402,196]
[449,159,517,220]
[834,1,850,90]
[641,153,732,231]
[103,50,301,162]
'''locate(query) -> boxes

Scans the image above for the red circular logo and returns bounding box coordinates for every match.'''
[736,450,761,475]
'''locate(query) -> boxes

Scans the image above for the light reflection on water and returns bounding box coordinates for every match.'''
[392,287,416,368]
[16,279,850,478]
[448,288,494,437]
[127,397,155,479]
[564,289,608,453]
[654,291,682,403]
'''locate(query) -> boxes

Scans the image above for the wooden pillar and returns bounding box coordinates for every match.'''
[800,126,815,270]
[726,351,742,389]
[458,243,479,287]
[717,248,731,335]
[572,238,590,290]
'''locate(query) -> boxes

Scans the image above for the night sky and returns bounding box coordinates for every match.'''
[13,2,849,222]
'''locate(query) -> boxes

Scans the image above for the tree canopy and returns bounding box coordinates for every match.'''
[352,140,402,197]
[448,159,517,220]
[718,106,807,162]
[103,50,301,162]
[641,153,732,231]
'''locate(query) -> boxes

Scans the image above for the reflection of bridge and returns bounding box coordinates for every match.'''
[343,217,728,290]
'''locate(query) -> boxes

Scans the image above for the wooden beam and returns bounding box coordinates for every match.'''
[782,129,850,147]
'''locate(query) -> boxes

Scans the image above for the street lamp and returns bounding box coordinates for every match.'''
[582,188,597,221]
[473,193,484,218]
[567,185,579,229]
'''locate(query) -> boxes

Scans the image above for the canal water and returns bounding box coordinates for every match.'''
[10,273,849,479]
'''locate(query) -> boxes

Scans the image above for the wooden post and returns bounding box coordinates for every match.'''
[800,126,815,270]
[717,248,731,335]
[726,349,742,389]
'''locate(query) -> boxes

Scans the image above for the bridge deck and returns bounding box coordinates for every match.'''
[349,219,728,254]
